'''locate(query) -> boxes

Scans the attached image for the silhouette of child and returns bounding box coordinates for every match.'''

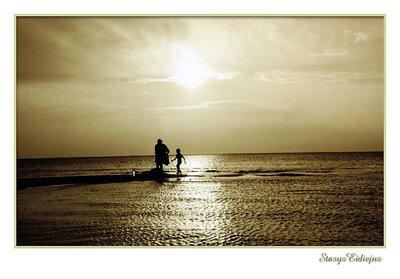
[171,148,186,175]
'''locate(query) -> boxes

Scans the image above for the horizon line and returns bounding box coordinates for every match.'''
[17,150,384,160]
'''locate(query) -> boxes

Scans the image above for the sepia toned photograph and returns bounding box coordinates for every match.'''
[16,16,384,246]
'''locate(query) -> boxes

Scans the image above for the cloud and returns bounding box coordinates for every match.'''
[123,71,241,84]
[124,47,161,61]
[343,29,351,38]
[253,69,382,84]
[306,32,320,41]
[215,72,241,80]
[127,77,176,84]
[205,100,270,109]
[310,47,348,57]
[148,100,270,112]
[353,32,371,43]
[149,103,210,111]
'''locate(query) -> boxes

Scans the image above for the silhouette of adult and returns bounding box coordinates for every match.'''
[155,139,170,172]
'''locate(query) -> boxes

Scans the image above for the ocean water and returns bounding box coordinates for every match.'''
[17,152,384,246]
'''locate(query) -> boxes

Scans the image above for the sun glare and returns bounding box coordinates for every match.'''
[175,50,214,90]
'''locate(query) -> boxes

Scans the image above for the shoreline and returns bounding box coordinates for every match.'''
[17,169,341,189]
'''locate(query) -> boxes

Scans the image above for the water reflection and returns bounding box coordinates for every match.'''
[182,155,220,176]
[161,155,229,245]
[164,181,228,245]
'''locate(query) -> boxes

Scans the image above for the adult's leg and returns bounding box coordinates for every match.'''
[156,162,163,171]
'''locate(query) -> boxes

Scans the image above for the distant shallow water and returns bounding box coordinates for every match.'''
[17,152,383,179]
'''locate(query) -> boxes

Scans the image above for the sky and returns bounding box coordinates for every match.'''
[16,16,384,158]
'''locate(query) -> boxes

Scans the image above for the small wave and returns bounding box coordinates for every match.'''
[235,169,333,177]
[238,169,295,174]
[255,172,333,177]
[275,172,310,177]
[214,173,244,178]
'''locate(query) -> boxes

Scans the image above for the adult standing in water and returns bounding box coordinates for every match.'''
[155,138,170,172]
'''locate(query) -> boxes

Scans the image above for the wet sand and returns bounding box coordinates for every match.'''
[17,175,383,246]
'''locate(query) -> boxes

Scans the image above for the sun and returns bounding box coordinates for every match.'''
[175,50,214,90]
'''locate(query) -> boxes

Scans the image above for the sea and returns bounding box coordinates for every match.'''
[17,152,384,246]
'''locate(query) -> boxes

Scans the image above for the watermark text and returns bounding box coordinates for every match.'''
[319,253,382,265]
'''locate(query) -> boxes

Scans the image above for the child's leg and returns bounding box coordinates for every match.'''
[177,163,181,175]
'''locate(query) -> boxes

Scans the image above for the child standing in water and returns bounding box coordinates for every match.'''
[171,148,186,176]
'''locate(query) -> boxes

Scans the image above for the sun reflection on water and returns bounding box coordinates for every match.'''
[181,155,220,176]
[163,180,229,245]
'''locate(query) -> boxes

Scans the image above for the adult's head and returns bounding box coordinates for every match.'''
[157,139,162,144]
